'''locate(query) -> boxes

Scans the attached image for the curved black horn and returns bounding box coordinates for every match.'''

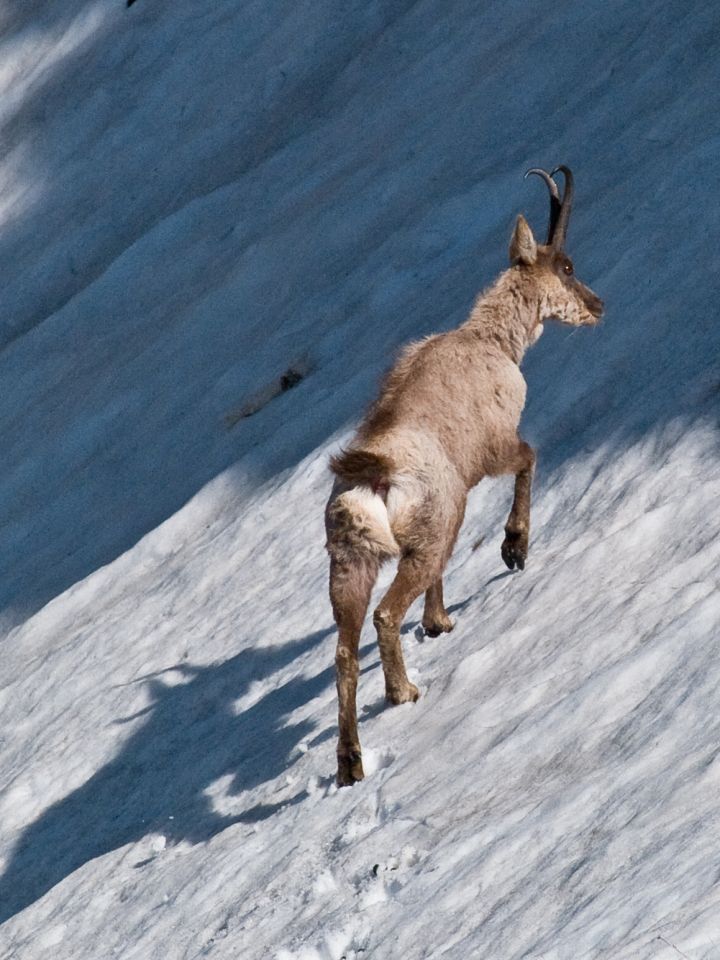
[550,165,574,249]
[524,167,561,244]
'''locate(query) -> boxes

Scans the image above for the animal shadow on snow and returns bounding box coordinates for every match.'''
[0,627,340,925]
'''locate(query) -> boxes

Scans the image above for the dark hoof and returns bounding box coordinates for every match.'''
[337,751,364,786]
[501,531,528,571]
[386,682,420,705]
[422,614,455,638]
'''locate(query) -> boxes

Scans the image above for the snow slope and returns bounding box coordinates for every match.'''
[1,1,720,957]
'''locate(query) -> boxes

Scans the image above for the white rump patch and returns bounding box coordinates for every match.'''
[338,486,400,556]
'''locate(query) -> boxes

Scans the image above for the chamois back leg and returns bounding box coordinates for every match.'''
[422,579,455,637]
[373,552,431,705]
[420,504,466,637]
[330,554,380,786]
[373,519,461,704]
[501,439,536,571]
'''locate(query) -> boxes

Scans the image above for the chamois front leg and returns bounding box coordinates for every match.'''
[422,579,454,637]
[501,440,535,571]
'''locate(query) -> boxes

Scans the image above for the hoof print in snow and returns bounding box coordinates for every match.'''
[358,847,424,906]
[224,357,311,427]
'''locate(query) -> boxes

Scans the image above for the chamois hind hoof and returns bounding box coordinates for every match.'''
[337,751,364,787]
[422,614,455,638]
[501,532,528,571]
[386,682,420,705]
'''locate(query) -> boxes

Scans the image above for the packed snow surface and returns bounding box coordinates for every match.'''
[1,1,719,957]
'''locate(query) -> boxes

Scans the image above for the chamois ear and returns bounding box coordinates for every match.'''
[509,214,537,265]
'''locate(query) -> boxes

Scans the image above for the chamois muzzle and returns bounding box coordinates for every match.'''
[585,287,605,320]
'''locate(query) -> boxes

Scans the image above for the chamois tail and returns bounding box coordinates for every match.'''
[329,448,394,486]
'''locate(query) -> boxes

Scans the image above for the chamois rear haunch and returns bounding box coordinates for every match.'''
[325,167,604,787]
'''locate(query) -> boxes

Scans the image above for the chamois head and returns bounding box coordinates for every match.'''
[509,166,604,327]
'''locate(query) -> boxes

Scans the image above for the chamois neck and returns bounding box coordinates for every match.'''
[462,268,541,364]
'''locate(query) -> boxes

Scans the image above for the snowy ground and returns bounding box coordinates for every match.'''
[1,1,720,957]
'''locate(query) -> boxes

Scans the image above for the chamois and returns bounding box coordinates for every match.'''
[325,167,603,786]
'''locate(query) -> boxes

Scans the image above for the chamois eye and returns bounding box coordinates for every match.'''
[563,260,574,276]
